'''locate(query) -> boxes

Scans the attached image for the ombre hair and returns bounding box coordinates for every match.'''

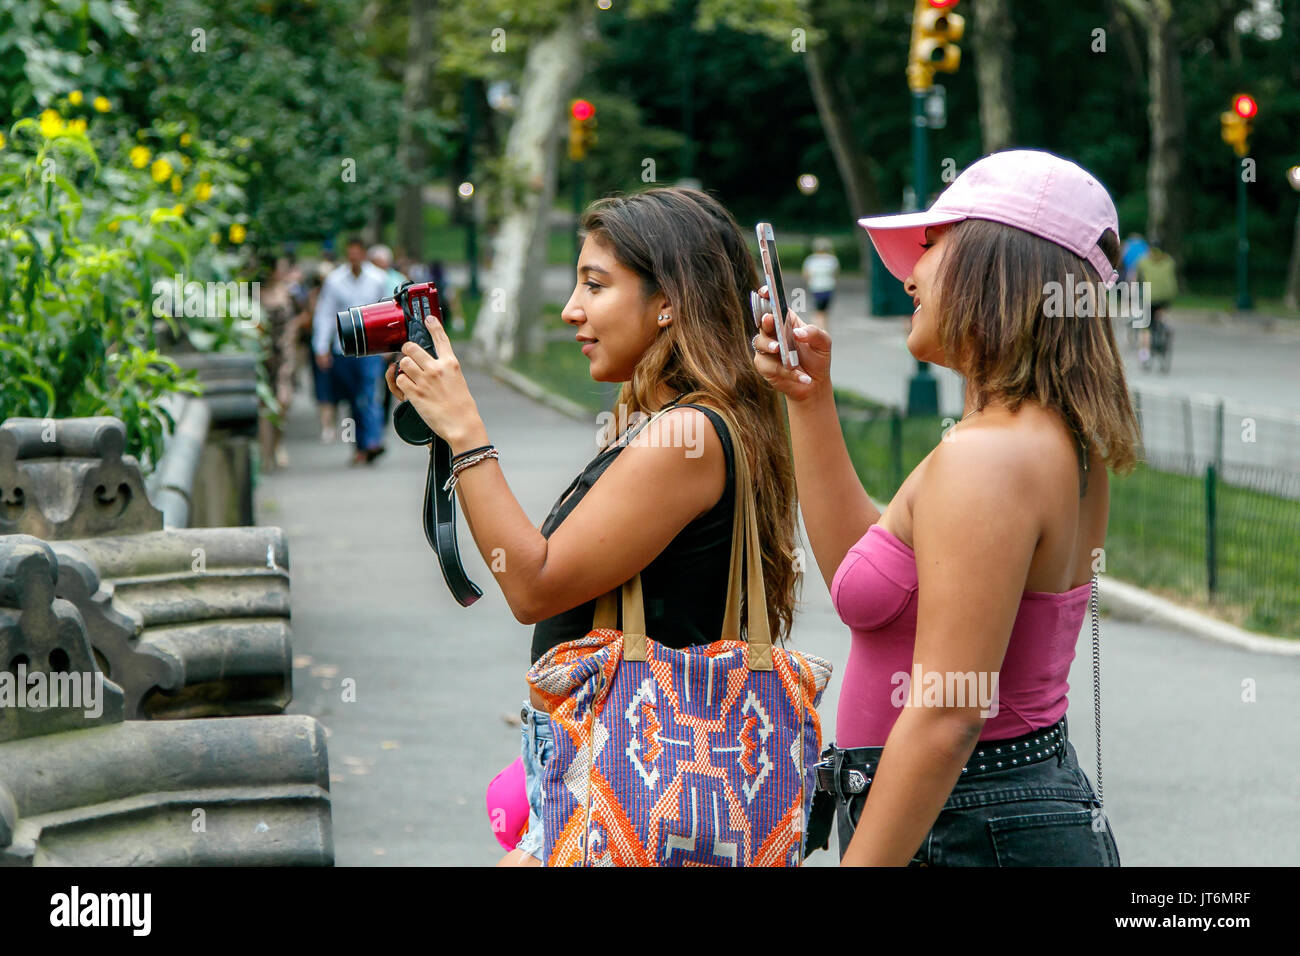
[931,218,1142,475]
[578,187,800,644]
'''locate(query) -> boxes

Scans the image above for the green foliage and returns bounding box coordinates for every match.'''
[117,0,412,245]
[0,99,248,468]
[0,0,140,122]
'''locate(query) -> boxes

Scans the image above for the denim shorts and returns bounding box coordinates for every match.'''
[516,700,553,863]
[826,716,1120,866]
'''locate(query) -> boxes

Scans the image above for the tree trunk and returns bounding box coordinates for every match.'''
[803,37,878,278]
[470,6,587,365]
[395,0,436,263]
[972,0,1015,152]
[1145,0,1186,268]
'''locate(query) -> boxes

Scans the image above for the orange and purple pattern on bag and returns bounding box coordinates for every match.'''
[527,630,831,867]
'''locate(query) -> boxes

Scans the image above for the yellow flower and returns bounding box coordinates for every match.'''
[172,203,186,216]
[107,220,120,233]
[180,133,192,147]
[228,223,247,244]
[171,175,182,194]
[149,208,172,225]
[195,182,213,202]
[0,132,6,150]
[39,109,64,138]
[69,91,83,106]
[129,145,151,168]
[151,158,173,183]
[93,96,110,113]
[69,118,87,135]
[209,231,220,245]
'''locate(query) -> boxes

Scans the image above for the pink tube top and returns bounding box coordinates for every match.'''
[831,523,1092,747]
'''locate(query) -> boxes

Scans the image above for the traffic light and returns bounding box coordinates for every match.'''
[1220,93,1257,158]
[568,99,596,161]
[909,0,964,92]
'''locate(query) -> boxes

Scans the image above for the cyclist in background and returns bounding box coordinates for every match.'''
[1136,242,1177,371]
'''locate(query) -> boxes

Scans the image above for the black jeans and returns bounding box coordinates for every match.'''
[820,716,1121,866]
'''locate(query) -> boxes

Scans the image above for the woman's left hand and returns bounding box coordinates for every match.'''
[392,315,482,446]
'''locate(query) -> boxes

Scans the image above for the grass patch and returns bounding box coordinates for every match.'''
[508,334,620,415]
[1107,462,1300,635]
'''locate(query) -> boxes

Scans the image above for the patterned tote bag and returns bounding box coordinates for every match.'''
[526,405,833,867]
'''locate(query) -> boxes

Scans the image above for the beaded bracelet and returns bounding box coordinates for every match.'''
[443,446,499,494]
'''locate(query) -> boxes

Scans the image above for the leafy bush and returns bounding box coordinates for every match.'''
[0,96,249,468]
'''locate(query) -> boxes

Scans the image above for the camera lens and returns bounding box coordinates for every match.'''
[336,308,366,356]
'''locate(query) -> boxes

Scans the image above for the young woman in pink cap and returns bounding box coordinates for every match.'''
[753,149,1141,866]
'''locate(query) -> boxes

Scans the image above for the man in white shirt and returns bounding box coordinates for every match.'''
[313,238,394,464]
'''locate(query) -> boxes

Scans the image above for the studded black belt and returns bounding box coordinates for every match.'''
[814,715,1069,797]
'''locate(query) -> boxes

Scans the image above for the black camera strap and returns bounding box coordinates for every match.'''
[391,281,482,607]
[421,435,482,606]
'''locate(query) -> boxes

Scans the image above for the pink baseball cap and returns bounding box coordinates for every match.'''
[858,149,1121,289]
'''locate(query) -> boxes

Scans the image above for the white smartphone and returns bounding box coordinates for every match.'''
[755,222,799,369]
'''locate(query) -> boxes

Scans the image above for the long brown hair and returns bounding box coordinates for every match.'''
[579,187,800,643]
[933,219,1142,475]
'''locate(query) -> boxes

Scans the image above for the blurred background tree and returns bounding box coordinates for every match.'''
[4,0,1299,366]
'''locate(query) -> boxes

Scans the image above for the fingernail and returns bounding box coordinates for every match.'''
[768,341,778,352]
[798,373,812,384]
[793,327,807,339]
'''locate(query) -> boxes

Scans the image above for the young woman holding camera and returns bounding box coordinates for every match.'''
[753,150,1141,866]
[385,186,800,866]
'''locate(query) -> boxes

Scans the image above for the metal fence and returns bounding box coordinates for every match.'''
[834,390,1300,637]
[1132,384,1300,493]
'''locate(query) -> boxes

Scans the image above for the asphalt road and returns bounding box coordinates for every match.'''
[259,366,1300,866]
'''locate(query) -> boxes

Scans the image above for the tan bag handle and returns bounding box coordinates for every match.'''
[591,403,773,671]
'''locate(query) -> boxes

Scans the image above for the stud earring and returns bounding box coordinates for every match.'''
[658,313,670,325]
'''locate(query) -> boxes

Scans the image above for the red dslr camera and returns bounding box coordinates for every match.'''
[336,280,441,448]
[336,280,441,357]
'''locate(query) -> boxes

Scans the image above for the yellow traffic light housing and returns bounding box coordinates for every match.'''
[568,99,597,161]
[909,0,964,92]
[1220,93,1257,158]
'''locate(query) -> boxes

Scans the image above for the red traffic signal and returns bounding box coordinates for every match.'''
[928,0,960,7]
[571,99,595,122]
[1233,94,1257,120]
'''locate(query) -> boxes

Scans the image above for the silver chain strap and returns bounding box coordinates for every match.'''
[1090,571,1103,809]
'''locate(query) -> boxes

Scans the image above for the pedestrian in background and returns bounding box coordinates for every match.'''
[256,255,299,472]
[313,237,392,465]
[1120,233,1150,348]
[368,243,409,295]
[301,262,337,443]
[802,236,840,332]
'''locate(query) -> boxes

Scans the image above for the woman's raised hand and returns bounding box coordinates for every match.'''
[751,286,831,402]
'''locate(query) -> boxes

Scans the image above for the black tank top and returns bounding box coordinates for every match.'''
[529,402,736,664]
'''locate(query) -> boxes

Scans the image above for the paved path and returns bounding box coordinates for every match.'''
[258,370,1300,866]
